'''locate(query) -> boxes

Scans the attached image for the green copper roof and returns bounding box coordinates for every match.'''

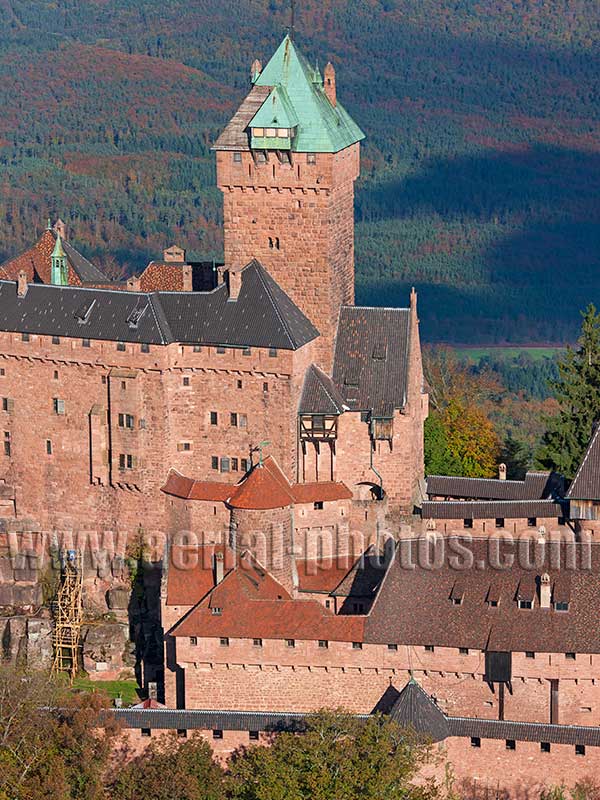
[249,85,298,130]
[251,35,364,153]
[52,234,65,259]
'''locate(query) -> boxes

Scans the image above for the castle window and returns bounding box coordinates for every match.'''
[189,637,197,646]
[576,744,586,756]
[566,652,576,660]
[183,376,190,387]
[21,333,30,342]
[233,152,242,163]
[253,638,263,647]
[555,601,569,612]
[53,398,65,415]
[0,369,4,376]
[53,370,59,380]
[526,651,535,659]
[506,739,516,751]
[269,348,278,357]
[3,432,10,456]
[352,642,362,650]
[117,342,126,352]
[275,237,280,249]
[212,729,223,740]
[46,440,52,455]
[424,645,434,652]
[230,412,238,427]
[263,382,269,392]
[314,501,324,511]
[269,237,274,249]
[387,644,398,651]
[141,343,150,353]
[253,128,264,137]
[216,346,226,354]
[121,381,126,391]
[52,336,60,345]
[82,338,91,348]
[211,607,222,616]
[255,151,267,164]
[307,153,317,164]
[231,457,239,471]
[495,518,505,528]
[119,453,134,470]
[118,414,134,429]
[211,456,219,470]
[141,728,151,737]
[470,737,481,748]
[241,458,249,472]
[249,730,259,741]
[210,411,218,425]
[318,640,329,649]
[2,398,12,413]
[242,347,251,356]
[177,729,187,738]
[237,380,243,389]
[540,742,551,753]
[463,519,473,529]
[239,414,247,428]
[528,517,537,527]
[518,600,532,609]
[488,599,498,608]
[286,639,295,648]
[459,648,469,655]
[352,602,365,614]
[220,457,230,473]
[178,442,192,452]
[266,127,277,137]
[220,637,229,647]
[193,345,202,353]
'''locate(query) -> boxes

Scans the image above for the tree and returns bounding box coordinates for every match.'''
[441,400,500,478]
[424,413,463,476]
[423,347,501,413]
[111,733,225,800]
[0,665,118,800]
[537,304,600,478]
[227,711,442,800]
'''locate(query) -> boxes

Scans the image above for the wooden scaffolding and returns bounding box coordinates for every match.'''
[51,550,83,681]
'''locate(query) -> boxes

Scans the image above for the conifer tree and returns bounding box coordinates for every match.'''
[537,304,600,478]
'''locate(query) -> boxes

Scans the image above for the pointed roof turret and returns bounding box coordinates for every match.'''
[214,34,364,154]
[52,234,65,260]
[388,679,450,742]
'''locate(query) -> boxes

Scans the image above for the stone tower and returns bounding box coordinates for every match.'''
[214,36,364,370]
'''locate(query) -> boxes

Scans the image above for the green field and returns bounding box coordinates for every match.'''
[71,677,140,706]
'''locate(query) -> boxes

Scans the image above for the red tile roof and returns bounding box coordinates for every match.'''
[296,555,358,593]
[162,458,352,510]
[166,544,237,606]
[2,229,63,284]
[139,261,186,292]
[172,556,364,643]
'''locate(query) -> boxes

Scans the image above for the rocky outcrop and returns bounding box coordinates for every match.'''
[82,621,135,678]
[0,612,53,669]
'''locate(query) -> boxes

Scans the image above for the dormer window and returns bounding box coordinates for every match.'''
[518,599,533,609]
[211,607,222,616]
[555,601,569,612]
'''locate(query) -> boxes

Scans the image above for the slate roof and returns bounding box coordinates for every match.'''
[111,707,314,732]
[330,546,388,599]
[364,537,600,653]
[426,471,561,501]
[421,499,564,520]
[299,364,347,415]
[0,260,318,350]
[568,426,600,500]
[388,680,450,742]
[332,307,411,417]
[214,35,364,154]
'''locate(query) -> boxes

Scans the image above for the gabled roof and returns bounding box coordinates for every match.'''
[426,471,561,501]
[568,426,600,500]
[227,456,296,510]
[299,364,347,415]
[332,307,411,417]
[1,229,108,285]
[166,544,237,607]
[388,680,450,742]
[214,36,364,154]
[0,260,319,350]
[421,499,564,520]
[249,85,299,129]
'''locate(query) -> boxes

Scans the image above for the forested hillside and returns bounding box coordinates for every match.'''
[0,0,598,343]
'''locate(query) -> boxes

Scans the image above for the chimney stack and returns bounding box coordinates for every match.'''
[227,267,241,301]
[164,245,186,263]
[182,264,193,292]
[126,275,141,291]
[213,551,225,585]
[251,59,262,82]
[324,62,336,106]
[53,218,67,240]
[17,270,28,298]
[498,463,507,481]
[540,573,551,609]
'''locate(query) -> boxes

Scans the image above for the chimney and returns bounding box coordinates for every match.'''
[227,267,241,301]
[251,58,262,82]
[126,275,141,291]
[148,681,158,700]
[164,245,186,263]
[17,270,28,298]
[182,264,193,292]
[498,463,507,481]
[53,218,67,240]
[540,573,551,609]
[213,551,225,585]
[324,62,336,106]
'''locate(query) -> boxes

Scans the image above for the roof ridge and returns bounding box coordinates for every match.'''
[567,425,600,498]
[250,260,297,349]
[311,364,345,412]
[147,293,173,345]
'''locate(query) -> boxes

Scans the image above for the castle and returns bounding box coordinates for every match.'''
[3,33,600,795]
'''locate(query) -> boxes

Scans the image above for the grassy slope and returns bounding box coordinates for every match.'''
[0,0,598,343]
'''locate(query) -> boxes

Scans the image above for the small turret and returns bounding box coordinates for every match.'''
[324,62,336,106]
[51,234,68,286]
[251,58,262,83]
